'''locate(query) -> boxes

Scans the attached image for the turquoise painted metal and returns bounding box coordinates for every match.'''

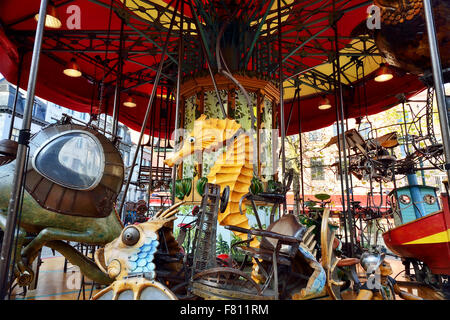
[407,174,427,220]
[128,235,159,278]
[390,175,441,226]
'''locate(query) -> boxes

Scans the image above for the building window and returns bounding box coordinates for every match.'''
[332,123,338,136]
[311,158,324,180]
[335,157,342,181]
[32,101,47,121]
[333,122,348,137]
[72,158,82,171]
[0,89,12,106]
[124,151,130,166]
[76,137,83,148]
[335,157,358,182]
[335,157,353,181]
[308,130,322,142]
[11,128,19,142]
[17,96,25,114]
[358,122,371,140]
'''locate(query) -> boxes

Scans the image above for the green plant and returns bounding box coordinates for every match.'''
[175,179,185,200]
[182,178,192,197]
[267,179,283,193]
[175,178,193,200]
[230,233,246,262]
[298,213,321,254]
[250,176,263,195]
[216,234,230,255]
[196,177,208,196]
[178,205,194,216]
[173,224,196,252]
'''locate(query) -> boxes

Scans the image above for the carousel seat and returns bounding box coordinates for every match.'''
[375,154,397,163]
[247,192,286,204]
[351,201,361,208]
[226,217,305,268]
[373,132,399,149]
[226,216,326,300]
[235,245,293,266]
[239,170,295,228]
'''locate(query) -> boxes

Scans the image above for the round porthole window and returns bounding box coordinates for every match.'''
[423,194,436,205]
[399,194,411,205]
[33,131,104,190]
[24,123,124,218]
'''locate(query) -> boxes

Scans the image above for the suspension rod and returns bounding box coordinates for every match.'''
[0,0,49,300]
[423,0,450,185]
[278,0,286,192]
[118,0,181,217]
[171,2,184,204]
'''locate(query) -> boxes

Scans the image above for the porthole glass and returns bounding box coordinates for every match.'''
[34,132,103,190]
[423,194,436,205]
[399,194,411,205]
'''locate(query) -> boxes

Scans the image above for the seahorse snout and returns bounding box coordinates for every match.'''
[164,158,175,167]
[164,153,184,167]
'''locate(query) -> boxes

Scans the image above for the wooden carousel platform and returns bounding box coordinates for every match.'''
[9,251,419,300]
[10,255,103,300]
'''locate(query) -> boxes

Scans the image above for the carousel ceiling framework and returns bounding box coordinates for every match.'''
[1,0,449,301]
[0,0,427,136]
[0,2,428,242]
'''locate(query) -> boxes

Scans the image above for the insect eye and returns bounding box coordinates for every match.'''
[189,137,195,144]
[122,226,140,246]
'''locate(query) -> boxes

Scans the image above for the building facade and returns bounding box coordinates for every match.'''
[284,88,448,212]
[0,77,150,213]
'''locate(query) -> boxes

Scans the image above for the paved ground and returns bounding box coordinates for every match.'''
[11,256,103,300]
[9,253,415,300]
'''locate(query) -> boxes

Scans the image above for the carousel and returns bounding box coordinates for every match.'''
[0,0,448,300]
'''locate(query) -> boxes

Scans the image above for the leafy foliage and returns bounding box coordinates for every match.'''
[216,233,230,255]
[230,233,246,262]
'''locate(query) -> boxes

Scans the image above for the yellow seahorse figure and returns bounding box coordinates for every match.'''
[164,114,256,242]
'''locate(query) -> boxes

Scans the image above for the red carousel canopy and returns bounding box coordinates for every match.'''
[0,0,426,137]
